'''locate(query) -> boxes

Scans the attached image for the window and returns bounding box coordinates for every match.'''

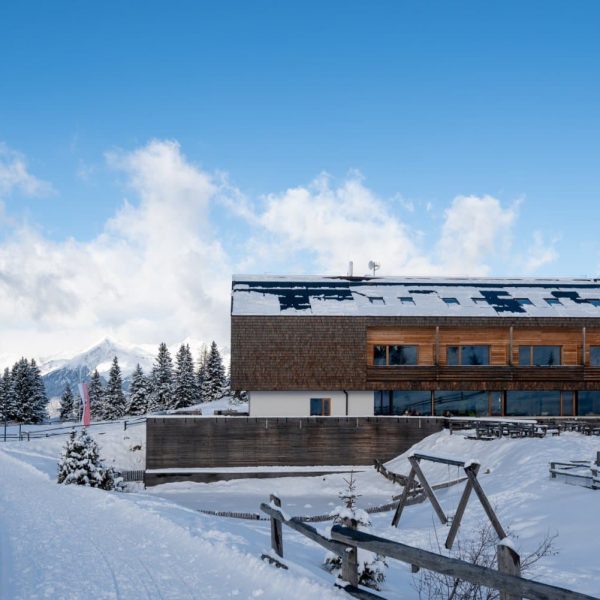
[434,390,488,417]
[518,345,561,366]
[310,398,331,416]
[374,391,432,415]
[398,297,415,305]
[442,297,459,305]
[446,345,490,366]
[578,391,600,415]
[590,346,600,366]
[472,297,487,305]
[589,299,600,307]
[369,296,385,305]
[505,391,561,416]
[545,297,561,306]
[515,298,533,306]
[373,345,418,366]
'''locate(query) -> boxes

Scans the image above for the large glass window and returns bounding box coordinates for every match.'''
[434,390,488,416]
[373,345,418,366]
[505,391,560,416]
[562,392,574,416]
[310,398,331,416]
[577,391,600,416]
[518,346,561,366]
[446,345,489,366]
[589,347,600,366]
[374,391,432,415]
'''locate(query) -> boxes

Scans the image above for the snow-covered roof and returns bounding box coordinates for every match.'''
[231,275,600,318]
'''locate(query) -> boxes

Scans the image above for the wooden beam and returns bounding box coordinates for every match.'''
[445,463,480,550]
[464,467,507,540]
[498,544,522,600]
[411,452,466,468]
[270,494,284,558]
[582,326,587,366]
[409,456,448,525]
[330,526,597,600]
[391,466,416,527]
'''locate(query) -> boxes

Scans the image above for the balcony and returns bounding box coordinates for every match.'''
[366,365,600,384]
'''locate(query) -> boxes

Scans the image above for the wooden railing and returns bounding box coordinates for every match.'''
[366,365,600,383]
[260,494,598,600]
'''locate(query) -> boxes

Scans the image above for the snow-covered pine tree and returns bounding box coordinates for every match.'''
[57,429,122,490]
[88,369,104,421]
[173,344,198,409]
[59,383,76,421]
[323,472,388,590]
[127,364,149,415]
[29,359,48,423]
[196,344,209,402]
[149,343,174,411]
[103,357,127,420]
[0,367,16,421]
[203,341,227,402]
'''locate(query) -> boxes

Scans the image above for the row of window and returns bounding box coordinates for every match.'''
[373,390,600,417]
[394,296,583,307]
[374,344,600,367]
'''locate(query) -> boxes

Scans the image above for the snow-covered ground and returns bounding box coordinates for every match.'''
[1,422,599,599]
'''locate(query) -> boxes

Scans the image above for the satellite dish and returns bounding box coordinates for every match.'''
[368,261,380,276]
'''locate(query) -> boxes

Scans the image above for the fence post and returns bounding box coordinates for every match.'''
[340,518,359,587]
[124,420,127,431]
[270,494,284,558]
[550,461,556,478]
[18,423,22,441]
[497,543,521,600]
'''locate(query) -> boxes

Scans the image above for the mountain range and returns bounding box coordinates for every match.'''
[38,338,222,399]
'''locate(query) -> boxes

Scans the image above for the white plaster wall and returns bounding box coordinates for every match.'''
[248,391,374,417]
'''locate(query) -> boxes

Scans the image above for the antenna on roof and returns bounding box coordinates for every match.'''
[368,260,380,277]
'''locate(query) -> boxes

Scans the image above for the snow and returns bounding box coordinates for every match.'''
[232,274,600,317]
[2,422,600,598]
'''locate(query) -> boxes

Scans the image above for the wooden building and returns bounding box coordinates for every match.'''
[230,275,600,418]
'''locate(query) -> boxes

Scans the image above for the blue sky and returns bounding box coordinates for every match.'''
[0,1,599,359]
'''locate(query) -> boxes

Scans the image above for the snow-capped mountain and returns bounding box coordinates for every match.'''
[41,339,156,399]
[40,337,228,399]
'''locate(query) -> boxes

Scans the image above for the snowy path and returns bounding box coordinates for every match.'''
[0,449,343,600]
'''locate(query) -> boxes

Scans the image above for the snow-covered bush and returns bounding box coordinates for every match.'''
[323,472,388,589]
[57,429,123,491]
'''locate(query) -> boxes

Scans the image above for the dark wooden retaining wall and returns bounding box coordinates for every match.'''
[146,416,445,470]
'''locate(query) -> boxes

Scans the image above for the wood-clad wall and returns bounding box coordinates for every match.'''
[146,416,445,470]
[231,315,600,391]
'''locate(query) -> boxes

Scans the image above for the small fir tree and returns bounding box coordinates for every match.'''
[59,383,75,421]
[57,429,122,490]
[88,369,104,421]
[323,472,388,590]
[103,357,127,420]
[127,364,149,415]
[173,344,199,409]
[149,343,174,411]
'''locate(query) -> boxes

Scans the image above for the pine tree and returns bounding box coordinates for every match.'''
[149,343,174,411]
[29,359,48,423]
[103,357,127,420]
[89,369,104,421]
[59,384,75,421]
[57,429,122,490]
[173,344,198,409]
[203,341,227,402]
[10,358,47,424]
[196,344,209,403]
[1,367,16,421]
[127,364,149,415]
[323,472,388,590]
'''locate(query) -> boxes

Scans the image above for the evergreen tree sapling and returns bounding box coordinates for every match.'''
[88,369,104,421]
[127,364,149,415]
[149,343,174,411]
[323,472,387,590]
[59,383,76,421]
[103,357,127,420]
[173,344,198,409]
[57,429,123,490]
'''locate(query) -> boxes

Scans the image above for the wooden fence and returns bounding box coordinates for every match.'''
[260,495,599,600]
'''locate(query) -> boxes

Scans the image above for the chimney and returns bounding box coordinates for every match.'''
[347,261,354,277]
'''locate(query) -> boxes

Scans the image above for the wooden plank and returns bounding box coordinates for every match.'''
[260,503,347,555]
[411,453,466,467]
[445,463,480,550]
[270,494,284,557]
[497,544,522,600]
[409,457,448,525]
[330,526,598,600]
[336,584,385,599]
[464,467,507,540]
[341,519,359,587]
[391,466,416,527]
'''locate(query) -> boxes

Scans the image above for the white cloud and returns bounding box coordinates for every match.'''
[524,230,559,272]
[0,143,52,198]
[0,139,555,363]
